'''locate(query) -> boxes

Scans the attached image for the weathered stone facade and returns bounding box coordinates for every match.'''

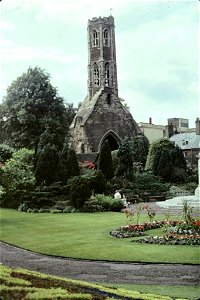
[70,15,141,160]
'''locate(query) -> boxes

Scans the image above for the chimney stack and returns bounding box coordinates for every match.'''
[195,117,200,135]
[149,117,152,124]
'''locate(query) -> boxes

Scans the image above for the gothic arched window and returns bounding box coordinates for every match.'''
[103,29,109,46]
[105,63,110,86]
[94,63,100,86]
[93,29,99,46]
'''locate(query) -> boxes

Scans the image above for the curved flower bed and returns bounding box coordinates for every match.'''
[134,234,200,245]
[110,224,145,238]
[110,221,166,238]
[110,220,200,245]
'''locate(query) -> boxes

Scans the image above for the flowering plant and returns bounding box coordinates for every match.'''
[79,160,96,170]
[143,205,156,222]
[110,224,145,238]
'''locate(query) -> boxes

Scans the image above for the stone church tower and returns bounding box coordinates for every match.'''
[70,15,141,161]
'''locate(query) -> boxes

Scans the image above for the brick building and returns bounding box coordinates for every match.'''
[70,16,141,161]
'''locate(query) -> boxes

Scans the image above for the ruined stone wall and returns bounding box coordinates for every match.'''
[84,91,140,152]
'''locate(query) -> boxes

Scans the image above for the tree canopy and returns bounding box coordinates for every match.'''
[145,139,187,182]
[0,66,75,150]
[131,134,149,167]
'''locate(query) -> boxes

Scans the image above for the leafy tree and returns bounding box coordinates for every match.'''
[0,103,8,144]
[116,138,133,178]
[145,139,187,182]
[0,66,75,150]
[146,139,174,171]
[98,140,114,179]
[0,148,35,207]
[131,134,149,167]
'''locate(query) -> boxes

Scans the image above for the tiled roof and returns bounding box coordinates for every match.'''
[170,132,200,150]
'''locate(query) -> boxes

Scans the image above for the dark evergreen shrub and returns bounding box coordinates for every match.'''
[67,149,80,178]
[87,170,106,194]
[0,144,15,162]
[134,173,169,193]
[69,176,91,209]
[98,140,114,179]
[170,167,186,183]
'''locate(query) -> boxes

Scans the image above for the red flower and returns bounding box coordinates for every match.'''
[193,220,200,227]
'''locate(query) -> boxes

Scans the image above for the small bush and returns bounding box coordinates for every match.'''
[82,200,104,212]
[95,194,124,212]
[134,173,169,193]
[182,182,198,193]
[166,185,190,199]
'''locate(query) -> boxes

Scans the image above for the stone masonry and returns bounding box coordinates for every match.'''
[70,15,141,160]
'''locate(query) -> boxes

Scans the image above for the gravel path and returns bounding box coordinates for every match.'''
[1,241,199,287]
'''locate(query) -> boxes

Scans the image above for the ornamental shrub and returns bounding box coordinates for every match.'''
[69,176,91,209]
[134,173,169,193]
[95,194,124,211]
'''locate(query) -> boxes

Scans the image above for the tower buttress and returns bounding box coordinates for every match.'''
[87,16,118,97]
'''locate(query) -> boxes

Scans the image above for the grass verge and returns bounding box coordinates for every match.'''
[105,283,200,300]
[0,208,199,264]
[0,264,190,300]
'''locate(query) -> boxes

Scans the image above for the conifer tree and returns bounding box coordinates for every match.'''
[131,134,149,167]
[67,149,80,178]
[34,128,65,185]
[98,140,114,180]
[116,138,133,178]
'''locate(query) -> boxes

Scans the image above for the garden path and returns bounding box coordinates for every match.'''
[0,241,199,287]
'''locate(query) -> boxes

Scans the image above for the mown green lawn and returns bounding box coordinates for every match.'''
[0,208,199,264]
[106,283,200,300]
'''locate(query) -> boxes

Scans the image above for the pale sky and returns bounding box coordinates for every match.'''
[0,0,199,127]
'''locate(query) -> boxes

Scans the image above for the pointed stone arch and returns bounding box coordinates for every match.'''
[98,130,122,152]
